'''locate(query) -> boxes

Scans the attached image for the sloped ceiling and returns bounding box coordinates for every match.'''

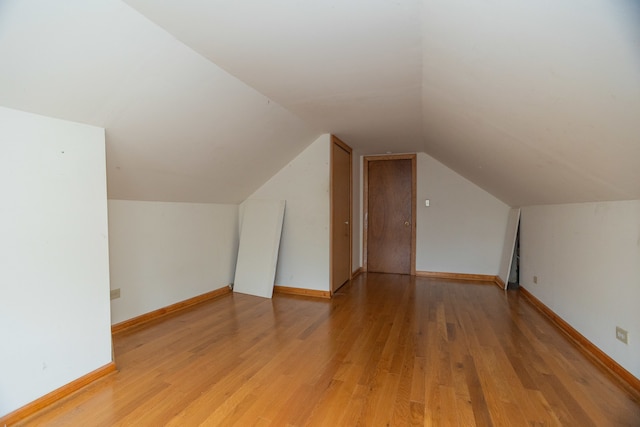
[1,0,639,206]
[123,0,424,155]
[0,0,320,203]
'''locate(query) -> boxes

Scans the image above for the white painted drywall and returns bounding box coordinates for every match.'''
[234,200,285,298]
[108,200,238,324]
[520,201,640,379]
[246,134,330,291]
[0,107,112,417]
[416,152,511,275]
[0,0,320,204]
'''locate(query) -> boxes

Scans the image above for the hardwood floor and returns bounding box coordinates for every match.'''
[16,273,640,426]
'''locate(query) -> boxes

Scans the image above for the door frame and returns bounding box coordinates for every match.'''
[363,154,416,275]
[330,135,352,294]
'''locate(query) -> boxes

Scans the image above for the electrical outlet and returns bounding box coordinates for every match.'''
[110,288,121,300]
[616,326,628,344]
[533,275,538,284]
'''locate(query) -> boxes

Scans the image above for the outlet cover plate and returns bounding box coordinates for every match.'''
[616,326,628,344]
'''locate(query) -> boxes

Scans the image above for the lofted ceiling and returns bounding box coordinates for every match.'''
[1,0,639,206]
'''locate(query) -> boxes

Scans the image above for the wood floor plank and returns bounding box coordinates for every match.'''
[389,342,415,425]
[12,274,640,426]
[304,379,351,427]
[410,357,427,403]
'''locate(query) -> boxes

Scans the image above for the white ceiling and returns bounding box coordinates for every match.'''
[1,0,639,206]
[0,0,319,203]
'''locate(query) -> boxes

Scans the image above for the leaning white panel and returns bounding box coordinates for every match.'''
[233,200,286,298]
[498,208,521,289]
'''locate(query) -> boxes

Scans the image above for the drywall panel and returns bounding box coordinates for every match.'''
[520,201,640,379]
[246,134,331,291]
[108,200,238,324]
[498,208,521,288]
[0,107,111,417]
[234,200,286,298]
[416,152,510,275]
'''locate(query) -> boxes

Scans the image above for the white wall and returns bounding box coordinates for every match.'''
[108,200,238,324]
[0,107,112,417]
[246,134,331,291]
[416,152,511,275]
[520,201,640,379]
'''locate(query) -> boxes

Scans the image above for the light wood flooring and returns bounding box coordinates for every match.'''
[17,273,640,426]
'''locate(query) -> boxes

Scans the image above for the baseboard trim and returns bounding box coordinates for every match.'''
[351,267,364,279]
[494,276,506,289]
[0,362,116,426]
[520,286,640,397]
[415,270,499,285]
[112,286,231,335]
[273,285,331,299]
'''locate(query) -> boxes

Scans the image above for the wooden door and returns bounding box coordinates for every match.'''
[364,155,416,275]
[330,136,352,293]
